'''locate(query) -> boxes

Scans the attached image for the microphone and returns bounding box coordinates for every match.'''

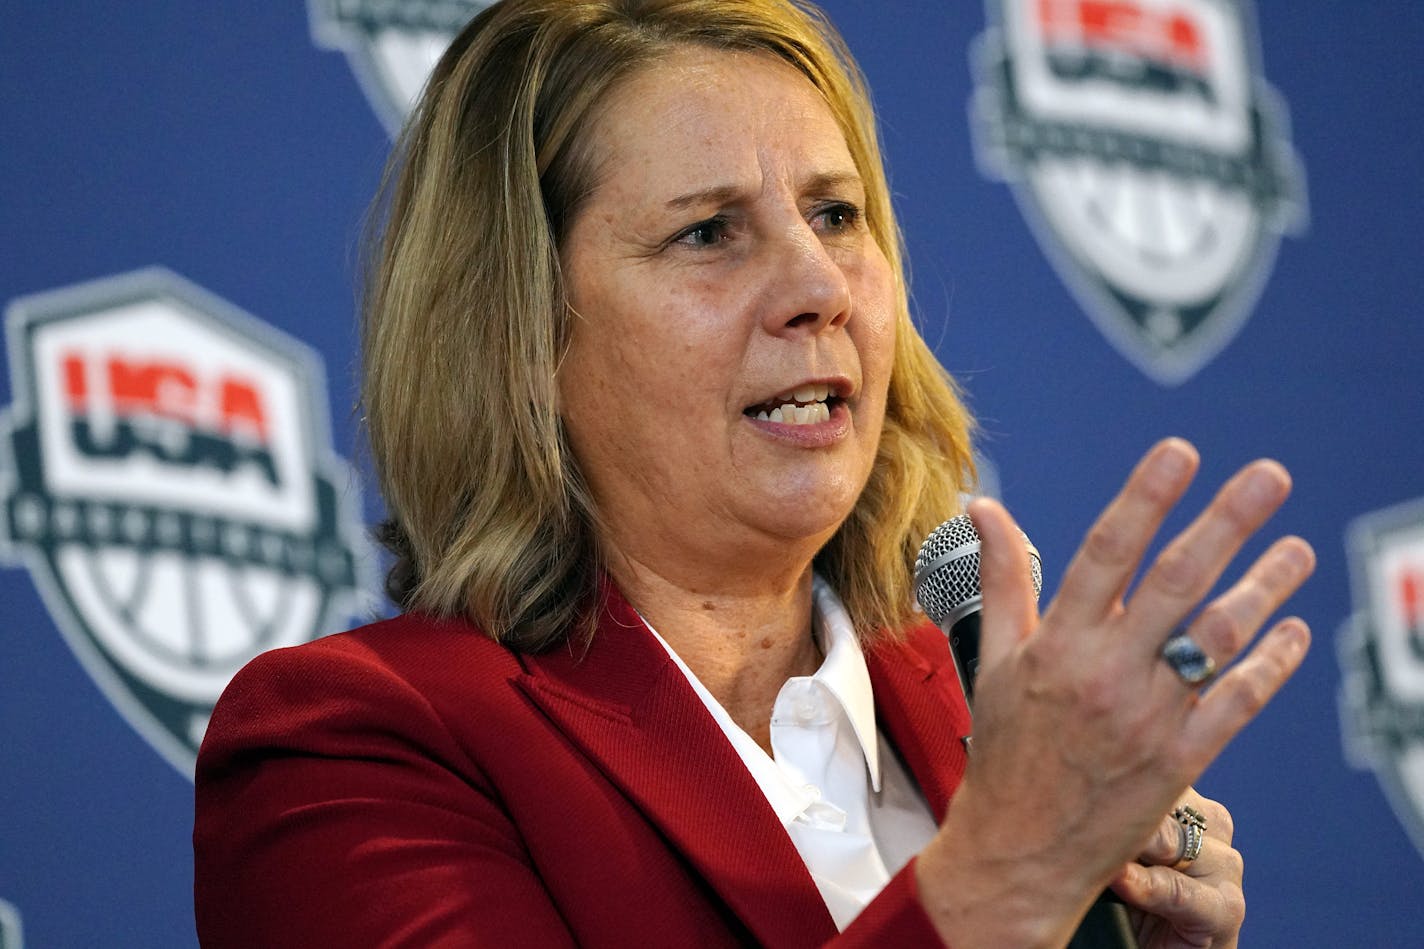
[913,513,1041,704]
[914,514,1138,949]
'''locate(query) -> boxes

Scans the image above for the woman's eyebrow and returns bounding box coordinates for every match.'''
[800,170,863,196]
[664,171,863,213]
[664,183,743,212]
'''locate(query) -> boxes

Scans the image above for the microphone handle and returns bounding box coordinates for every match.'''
[948,615,1139,949]
[1069,895,1137,949]
[947,612,983,705]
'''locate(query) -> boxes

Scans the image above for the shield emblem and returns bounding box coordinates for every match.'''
[308,0,492,135]
[1339,497,1424,860]
[971,0,1306,384]
[0,900,20,949]
[0,269,374,777]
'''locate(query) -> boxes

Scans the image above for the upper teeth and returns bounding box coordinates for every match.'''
[754,383,833,425]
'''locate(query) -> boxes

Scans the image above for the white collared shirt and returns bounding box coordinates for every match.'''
[646,576,939,930]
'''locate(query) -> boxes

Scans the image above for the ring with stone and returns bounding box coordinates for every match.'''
[1161,630,1217,686]
[1172,805,1208,864]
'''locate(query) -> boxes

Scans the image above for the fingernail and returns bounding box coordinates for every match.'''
[1153,441,1193,479]
[1282,539,1315,577]
[1243,466,1284,505]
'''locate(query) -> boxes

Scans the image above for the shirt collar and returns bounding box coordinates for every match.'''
[639,573,883,816]
[809,574,881,792]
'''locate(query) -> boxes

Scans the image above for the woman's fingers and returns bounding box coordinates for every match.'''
[1136,813,1191,868]
[1181,617,1312,770]
[1173,536,1315,675]
[1112,847,1246,948]
[1135,793,1235,868]
[1114,798,1247,949]
[1049,438,1199,629]
[1123,459,1293,658]
[967,496,1038,672]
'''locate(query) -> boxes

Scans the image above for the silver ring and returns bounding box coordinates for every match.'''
[1172,805,1207,864]
[1161,631,1217,686]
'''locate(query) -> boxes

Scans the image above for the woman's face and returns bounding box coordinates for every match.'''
[557,46,896,582]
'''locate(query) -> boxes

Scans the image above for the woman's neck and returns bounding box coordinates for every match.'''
[608,551,823,753]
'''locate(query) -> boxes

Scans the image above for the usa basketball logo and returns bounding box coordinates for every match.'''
[1339,497,1424,860]
[0,269,374,778]
[0,899,20,949]
[308,0,491,135]
[971,0,1306,384]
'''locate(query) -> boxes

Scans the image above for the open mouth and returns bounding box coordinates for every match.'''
[743,383,842,425]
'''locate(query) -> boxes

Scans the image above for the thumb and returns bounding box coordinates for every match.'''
[967,496,1039,672]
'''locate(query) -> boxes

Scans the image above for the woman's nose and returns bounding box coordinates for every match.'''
[760,226,853,337]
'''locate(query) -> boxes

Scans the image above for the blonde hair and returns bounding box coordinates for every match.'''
[363,0,975,651]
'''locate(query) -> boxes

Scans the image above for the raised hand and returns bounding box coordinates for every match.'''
[916,438,1313,949]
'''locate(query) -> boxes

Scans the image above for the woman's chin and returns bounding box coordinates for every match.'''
[736,481,861,551]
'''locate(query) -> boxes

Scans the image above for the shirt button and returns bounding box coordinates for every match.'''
[802,784,821,801]
[794,701,817,723]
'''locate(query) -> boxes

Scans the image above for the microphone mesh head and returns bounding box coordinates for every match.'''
[913,513,1043,626]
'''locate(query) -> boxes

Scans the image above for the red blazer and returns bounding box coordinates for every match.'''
[193,584,972,947]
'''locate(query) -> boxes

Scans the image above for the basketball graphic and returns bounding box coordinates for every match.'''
[308,0,492,135]
[0,269,375,776]
[0,899,20,949]
[1340,498,1424,860]
[971,0,1305,384]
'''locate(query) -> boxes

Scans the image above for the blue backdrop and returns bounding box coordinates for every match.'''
[2,2,1421,945]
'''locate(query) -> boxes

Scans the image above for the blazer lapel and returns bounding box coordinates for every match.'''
[514,583,839,947]
[865,622,973,823]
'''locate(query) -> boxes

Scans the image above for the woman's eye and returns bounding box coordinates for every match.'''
[815,202,861,231]
[674,217,729,248]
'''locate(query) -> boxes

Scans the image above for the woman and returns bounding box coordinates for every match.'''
[193,1,1314,946]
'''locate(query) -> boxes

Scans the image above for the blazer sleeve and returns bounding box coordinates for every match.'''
[193,641,577,949]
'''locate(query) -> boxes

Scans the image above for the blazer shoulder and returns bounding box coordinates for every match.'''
[224,610,525,703]
[200,611,537,780]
